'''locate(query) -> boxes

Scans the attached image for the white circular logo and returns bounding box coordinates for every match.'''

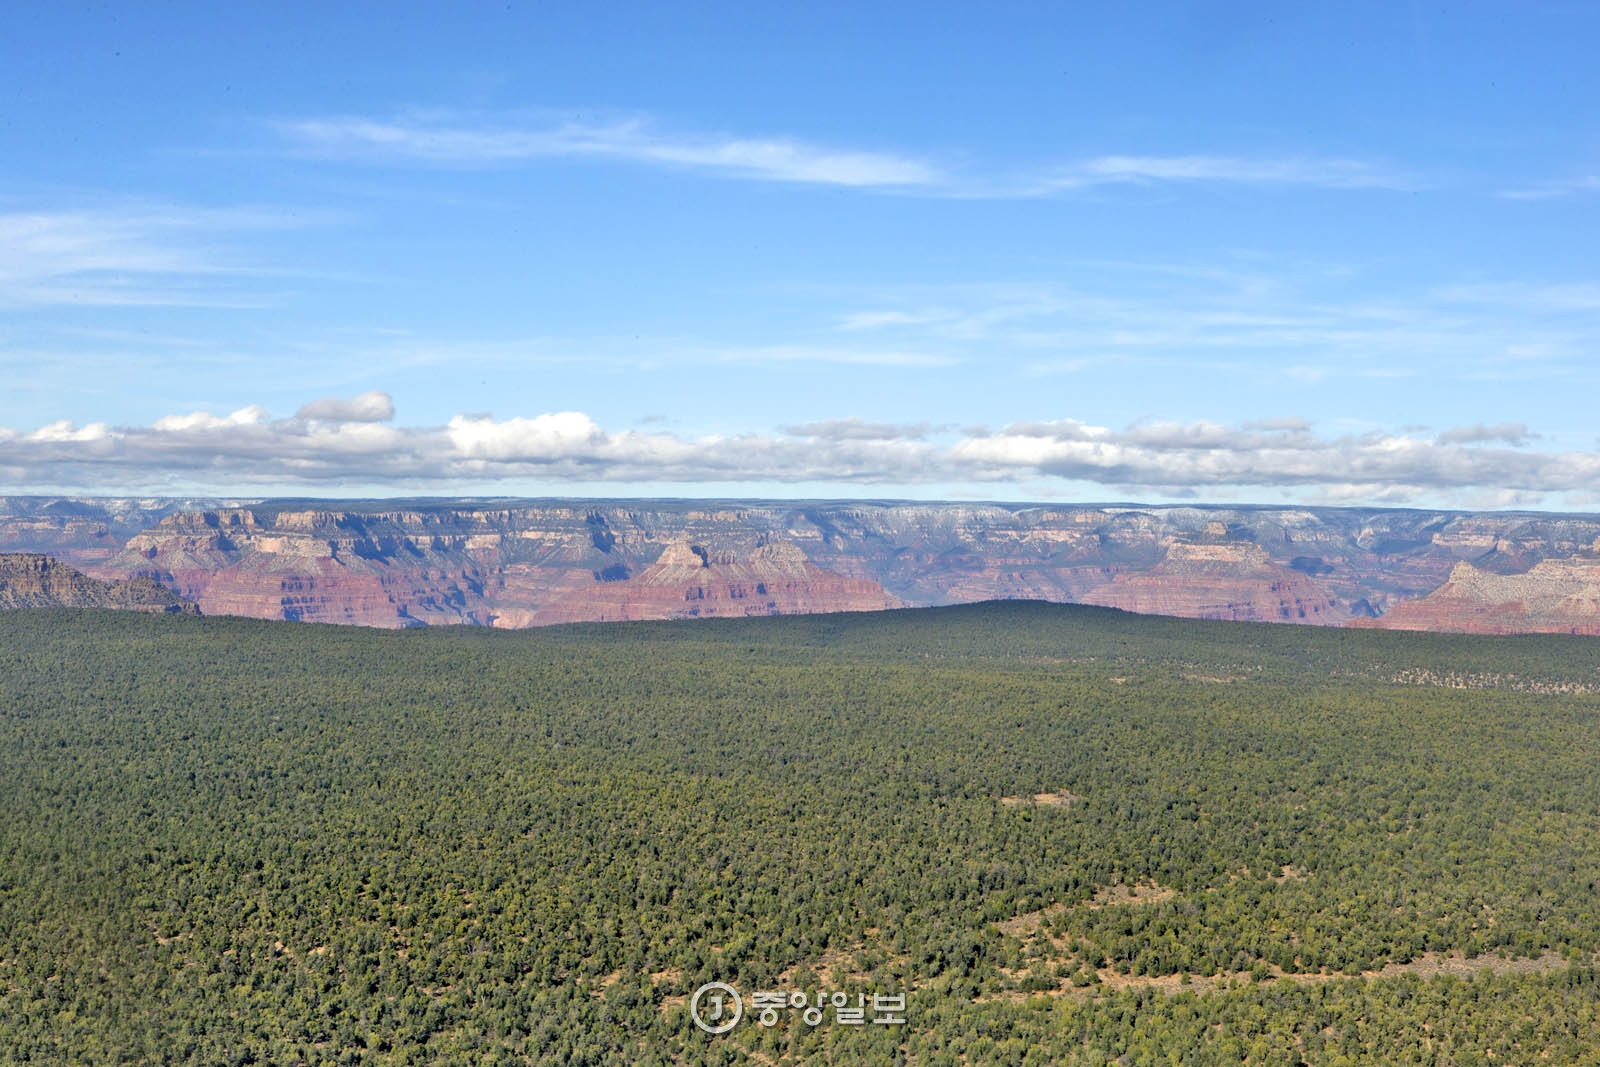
[689,981,743,1034]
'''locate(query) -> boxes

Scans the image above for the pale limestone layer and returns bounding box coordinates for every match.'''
[1362,557,1600,634]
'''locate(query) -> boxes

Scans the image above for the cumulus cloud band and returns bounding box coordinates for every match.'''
[0,400,1595,503]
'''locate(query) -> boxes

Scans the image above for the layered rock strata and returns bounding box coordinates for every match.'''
[1079,541,1354,624]
[4,497,1600,633]
[0,553,198,614]
[529,540,902,624]
[1353,557,1600,635]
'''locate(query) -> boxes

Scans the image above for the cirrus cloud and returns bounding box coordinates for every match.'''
[273,111,1415,200]
[0,205,325,309]
[1039,155,1414,192]
[278,114,941,188]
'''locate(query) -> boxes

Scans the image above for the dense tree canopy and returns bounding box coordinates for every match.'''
[1,604,1598,1063]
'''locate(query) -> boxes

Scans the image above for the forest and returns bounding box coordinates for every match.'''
[1,602,1599,1064]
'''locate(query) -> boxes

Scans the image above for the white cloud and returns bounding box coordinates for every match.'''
[4,401,1600,504]
[1437,423,1536,446]
[1243,416,1312,432]
[276,113,1413,199]
[815,269,1600,379]
[1499,175,1600,200]
[1432,282,1600,313]
[836,310,950,331]
[0,206,316,309]
[1282,365,1329,384]
[278,115,940,188]
[1034,154,1414,194]
[153,406,270,433]
[950,419,1600,495]
[296,390,396,423]
[445,411,604,459]
[25,420,112,443]
[780,418,935,442]
[714,344,957,368]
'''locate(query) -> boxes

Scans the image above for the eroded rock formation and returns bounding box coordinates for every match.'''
[0,553,198,614]
[529,539,901,624]
[1079,541,1353,624]
[1353,557,1600,635]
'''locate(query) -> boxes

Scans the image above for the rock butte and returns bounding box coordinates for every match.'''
[0,552,198,614]
[529,539,901,625]
[1079,542,1356,625]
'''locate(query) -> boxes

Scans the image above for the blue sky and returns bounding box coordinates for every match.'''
[3,1,1599,506]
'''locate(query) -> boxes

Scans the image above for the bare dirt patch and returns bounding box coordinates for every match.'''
[1086,881,1176,908]
[997,881,1176,938]
[997,902,1067,936]
[777,942,909,987]
[999,790,1082,808]
[984,950,1579,1003]
[1388,668,1600,695]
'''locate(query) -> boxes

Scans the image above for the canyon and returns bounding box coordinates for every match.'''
[2,496,1599,634]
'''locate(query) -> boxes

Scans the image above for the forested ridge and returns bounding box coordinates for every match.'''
[2,603,1599,1064]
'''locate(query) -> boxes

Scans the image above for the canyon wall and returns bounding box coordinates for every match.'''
[3,496,1600,633]
[1353,556,1600,635]
[1079,541,1357,624]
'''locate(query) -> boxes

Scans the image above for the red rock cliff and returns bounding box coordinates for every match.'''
[529,539,901,624]
[1080,541,1352,624]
